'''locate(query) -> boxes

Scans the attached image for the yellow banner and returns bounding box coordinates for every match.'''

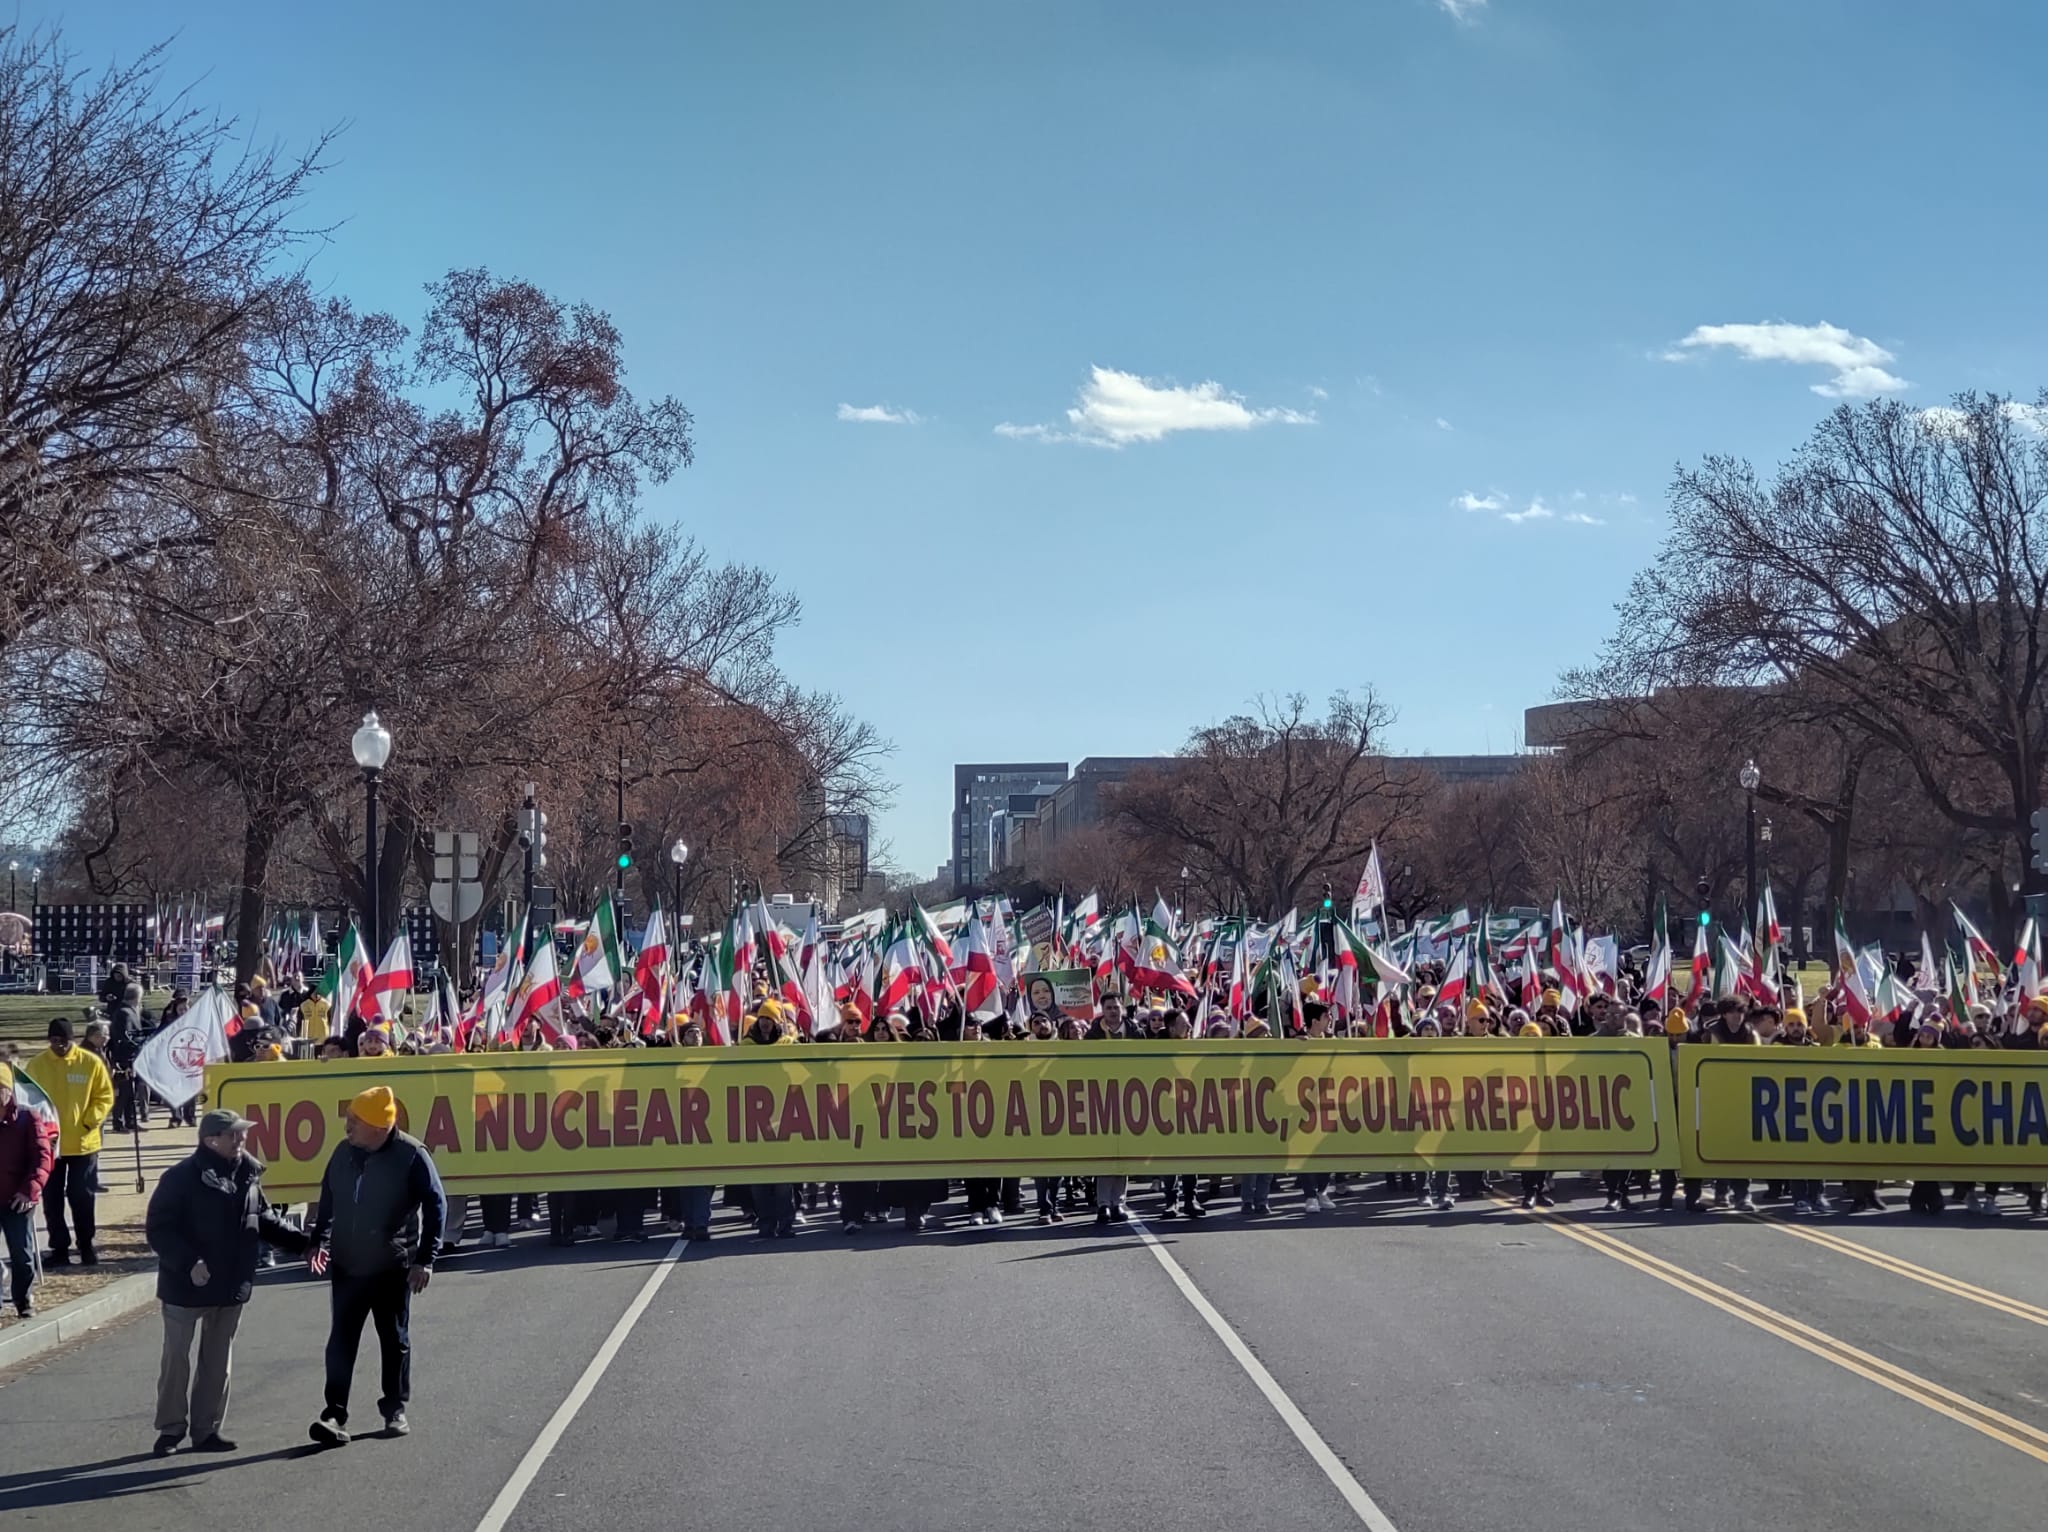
[1677,1046,2048,1178]
[209,1038,1676,1198]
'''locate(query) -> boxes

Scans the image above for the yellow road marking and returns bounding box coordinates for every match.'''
[1493,1199,2048,1467]
[1746,1214,2048,1330]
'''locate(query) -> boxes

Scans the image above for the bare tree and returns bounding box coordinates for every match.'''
[1592,393,2048,893]
[0,27,328,660]
[1112,691,1426,918]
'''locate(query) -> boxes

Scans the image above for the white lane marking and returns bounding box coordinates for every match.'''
[1128,1219,1400,1532]
[474,1238,688,1532]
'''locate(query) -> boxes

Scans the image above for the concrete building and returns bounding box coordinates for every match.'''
[952,763,1068,892]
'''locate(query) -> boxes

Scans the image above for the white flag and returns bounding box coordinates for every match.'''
[134,988,234,1109]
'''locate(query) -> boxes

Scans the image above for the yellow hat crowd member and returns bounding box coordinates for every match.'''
[349,1085,398,1128]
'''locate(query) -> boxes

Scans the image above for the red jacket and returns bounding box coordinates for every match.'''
[0,1102,56,1209]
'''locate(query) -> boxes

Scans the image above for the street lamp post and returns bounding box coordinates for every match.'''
[352,710,393,949]
[1739,758,1761,925]
[670,838,690,916]
[6,860,14,913]
[520,782,539,962]
[1178,865,1191,928]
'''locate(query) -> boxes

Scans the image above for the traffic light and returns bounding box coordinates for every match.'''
[1698,909,1712,927]
[2032,807,2048,873]
[1321,895,1333,911]
[616,820,634,871]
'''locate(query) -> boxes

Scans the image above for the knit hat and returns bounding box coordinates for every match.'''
[1465,999,1490,1019]
[47,1015,72,1042]
[1541,988,1562,1006]
[1517,1022,1543,1038]
[0,1061,11,1090]
[1664,1012,1691,1037]
[349,1085,398,1129]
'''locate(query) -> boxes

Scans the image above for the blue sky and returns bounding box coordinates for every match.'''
[43,2,2048,876]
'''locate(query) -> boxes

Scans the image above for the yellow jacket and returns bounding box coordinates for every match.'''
[23,1045,115,1156]
[300,994,331,1043]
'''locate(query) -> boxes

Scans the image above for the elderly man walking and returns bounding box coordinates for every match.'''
[306,1085,446,1447]
[143,1108,308,1455]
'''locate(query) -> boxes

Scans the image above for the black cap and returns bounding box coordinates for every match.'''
[47,1015,72,1042]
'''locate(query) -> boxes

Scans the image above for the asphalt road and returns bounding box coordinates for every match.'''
[2,1175,2042,1531]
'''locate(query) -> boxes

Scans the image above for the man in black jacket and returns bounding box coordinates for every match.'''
[144,1109,307,1456]
[305,1085,446,1447]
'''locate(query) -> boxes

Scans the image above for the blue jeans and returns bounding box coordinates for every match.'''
[1,1208,35,1311]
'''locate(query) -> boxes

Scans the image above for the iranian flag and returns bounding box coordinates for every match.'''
[1834,906,1873,1027]
[911,899,956,971]
[1127,914,1197,998]
[1759,877,1783,951]
[1713,932,1748,1001]
[1548,898,1583,1013]
[954,917,1005,1020]
[1644,897,1672,1008]
[690,951,730,1045]
[12,1066,60,1137]
[1329,915,1397,1022]
[716,909,752,1036]
[1226,938,1250,1022]
[877,923,922,1015]
[1520,941,1544,1012]
[1436,937,1471,1010]
[568,892,626,1000]
[1683,918,1710,1007]
[634,907,671,997]
[2013,917,2042,1005]
[357,932,415,1025]
[1951,903,2003,979]
[1351,840,1387,926]
[511,934,566,1044]
[320,920,374,1031]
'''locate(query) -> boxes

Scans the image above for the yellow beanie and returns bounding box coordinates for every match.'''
[1664,1012,1690,1037]
[1517,1022,1543,1038]
[349,1085,398,1129]
[1466,999,1490,1019]
[1784,1008,1807,1024]
[0,1061,12,1090]
[1541,988,1562,1005]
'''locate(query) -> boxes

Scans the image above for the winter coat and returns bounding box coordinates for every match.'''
[146,1147,307,1306]
[21,1046,114,1157]
[0,1102,56,1209]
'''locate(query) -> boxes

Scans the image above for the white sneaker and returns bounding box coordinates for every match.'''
[988,1208,1003,1225]
[1793,1201,1812,1216]
[1812,1197,1833,1215]
[1319,1194,1337,1212]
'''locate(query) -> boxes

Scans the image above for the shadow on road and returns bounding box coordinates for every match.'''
[0,1444,322,1510]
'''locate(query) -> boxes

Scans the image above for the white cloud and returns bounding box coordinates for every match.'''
[838,402,923,425]
[1919,401,2048,441]
[1439,0,1487,22]
[999,366,1315,448]
[1614,492,1639,505]
[1666,321,1908,399]
[1435,416,1453,431]
[1308,384,1330,401]
[1458,489,1611,529]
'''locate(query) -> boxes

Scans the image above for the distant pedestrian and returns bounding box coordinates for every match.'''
[305,1085,446,1447]
[0,1062,57,1317]
[21,1016,113,1266]
[143,1109,308,1456]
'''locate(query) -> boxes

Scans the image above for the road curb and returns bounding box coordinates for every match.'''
[0,1272,156,1375]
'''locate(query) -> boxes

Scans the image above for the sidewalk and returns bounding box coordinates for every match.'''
[0,1120,187,1328]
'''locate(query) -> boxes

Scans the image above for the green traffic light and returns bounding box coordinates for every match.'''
[1698,911,1712,926]
[617,853,632,870]
[1322,898,1333,910]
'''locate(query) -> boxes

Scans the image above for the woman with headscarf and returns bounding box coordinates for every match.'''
[741,1005,801,1239]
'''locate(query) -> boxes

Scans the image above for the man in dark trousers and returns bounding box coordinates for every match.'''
[305,1085,445,1447]
[144,1109,307,1455]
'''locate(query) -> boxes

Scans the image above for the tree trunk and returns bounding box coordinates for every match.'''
[233,817,275,984]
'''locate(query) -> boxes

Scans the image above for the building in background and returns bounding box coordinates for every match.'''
[952,763,1068,892]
